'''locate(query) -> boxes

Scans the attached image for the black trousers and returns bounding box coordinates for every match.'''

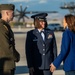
[29,68,52,75]
[0,69,15,75]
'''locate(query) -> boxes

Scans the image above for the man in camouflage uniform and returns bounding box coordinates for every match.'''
[0,4,20,75]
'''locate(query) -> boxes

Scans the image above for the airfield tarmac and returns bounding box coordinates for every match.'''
[12,28,65,75]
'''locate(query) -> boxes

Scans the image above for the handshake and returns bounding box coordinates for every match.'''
[29,63,57,74]
[50,63,56,72]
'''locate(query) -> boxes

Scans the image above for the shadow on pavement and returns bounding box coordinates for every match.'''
[15,66,29,74]
[15,65,63,74]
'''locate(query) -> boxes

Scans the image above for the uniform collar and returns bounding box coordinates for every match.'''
[38,29,44,33]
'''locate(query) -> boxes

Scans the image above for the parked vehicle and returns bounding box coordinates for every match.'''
[47,23,64,31]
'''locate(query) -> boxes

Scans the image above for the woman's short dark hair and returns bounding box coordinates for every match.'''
[34,18,41,28]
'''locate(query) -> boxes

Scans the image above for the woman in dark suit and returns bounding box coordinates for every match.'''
[50,14,75,75]
[25,13,57,75]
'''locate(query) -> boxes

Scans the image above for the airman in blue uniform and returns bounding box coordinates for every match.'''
[25,13,57,75]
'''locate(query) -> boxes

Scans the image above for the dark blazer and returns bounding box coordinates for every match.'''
[53,29,75,71]
[0,19,20,70]
[26,28,57,69]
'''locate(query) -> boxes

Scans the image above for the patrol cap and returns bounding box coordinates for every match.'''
[0,4,15,11]
[31,13,48,21]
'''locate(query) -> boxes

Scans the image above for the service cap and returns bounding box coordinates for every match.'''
[0,4,15,11]
[31,13,48,21]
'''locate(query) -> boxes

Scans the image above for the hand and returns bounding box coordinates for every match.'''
[29,67,34,75]
[50,63,56,72]
[13,49,20,62]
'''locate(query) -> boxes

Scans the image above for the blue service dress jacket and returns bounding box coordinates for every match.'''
[25,28,57,70]
[53,29,75,71]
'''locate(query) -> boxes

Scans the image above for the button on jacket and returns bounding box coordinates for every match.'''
[25,28,57,69]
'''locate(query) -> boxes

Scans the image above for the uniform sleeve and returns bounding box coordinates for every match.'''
[10,30,20,62]
[53,32,57,59]
[53,30,71,68]
[25,31,33,68]
[13,48,20,62]
[0,25,10,57]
